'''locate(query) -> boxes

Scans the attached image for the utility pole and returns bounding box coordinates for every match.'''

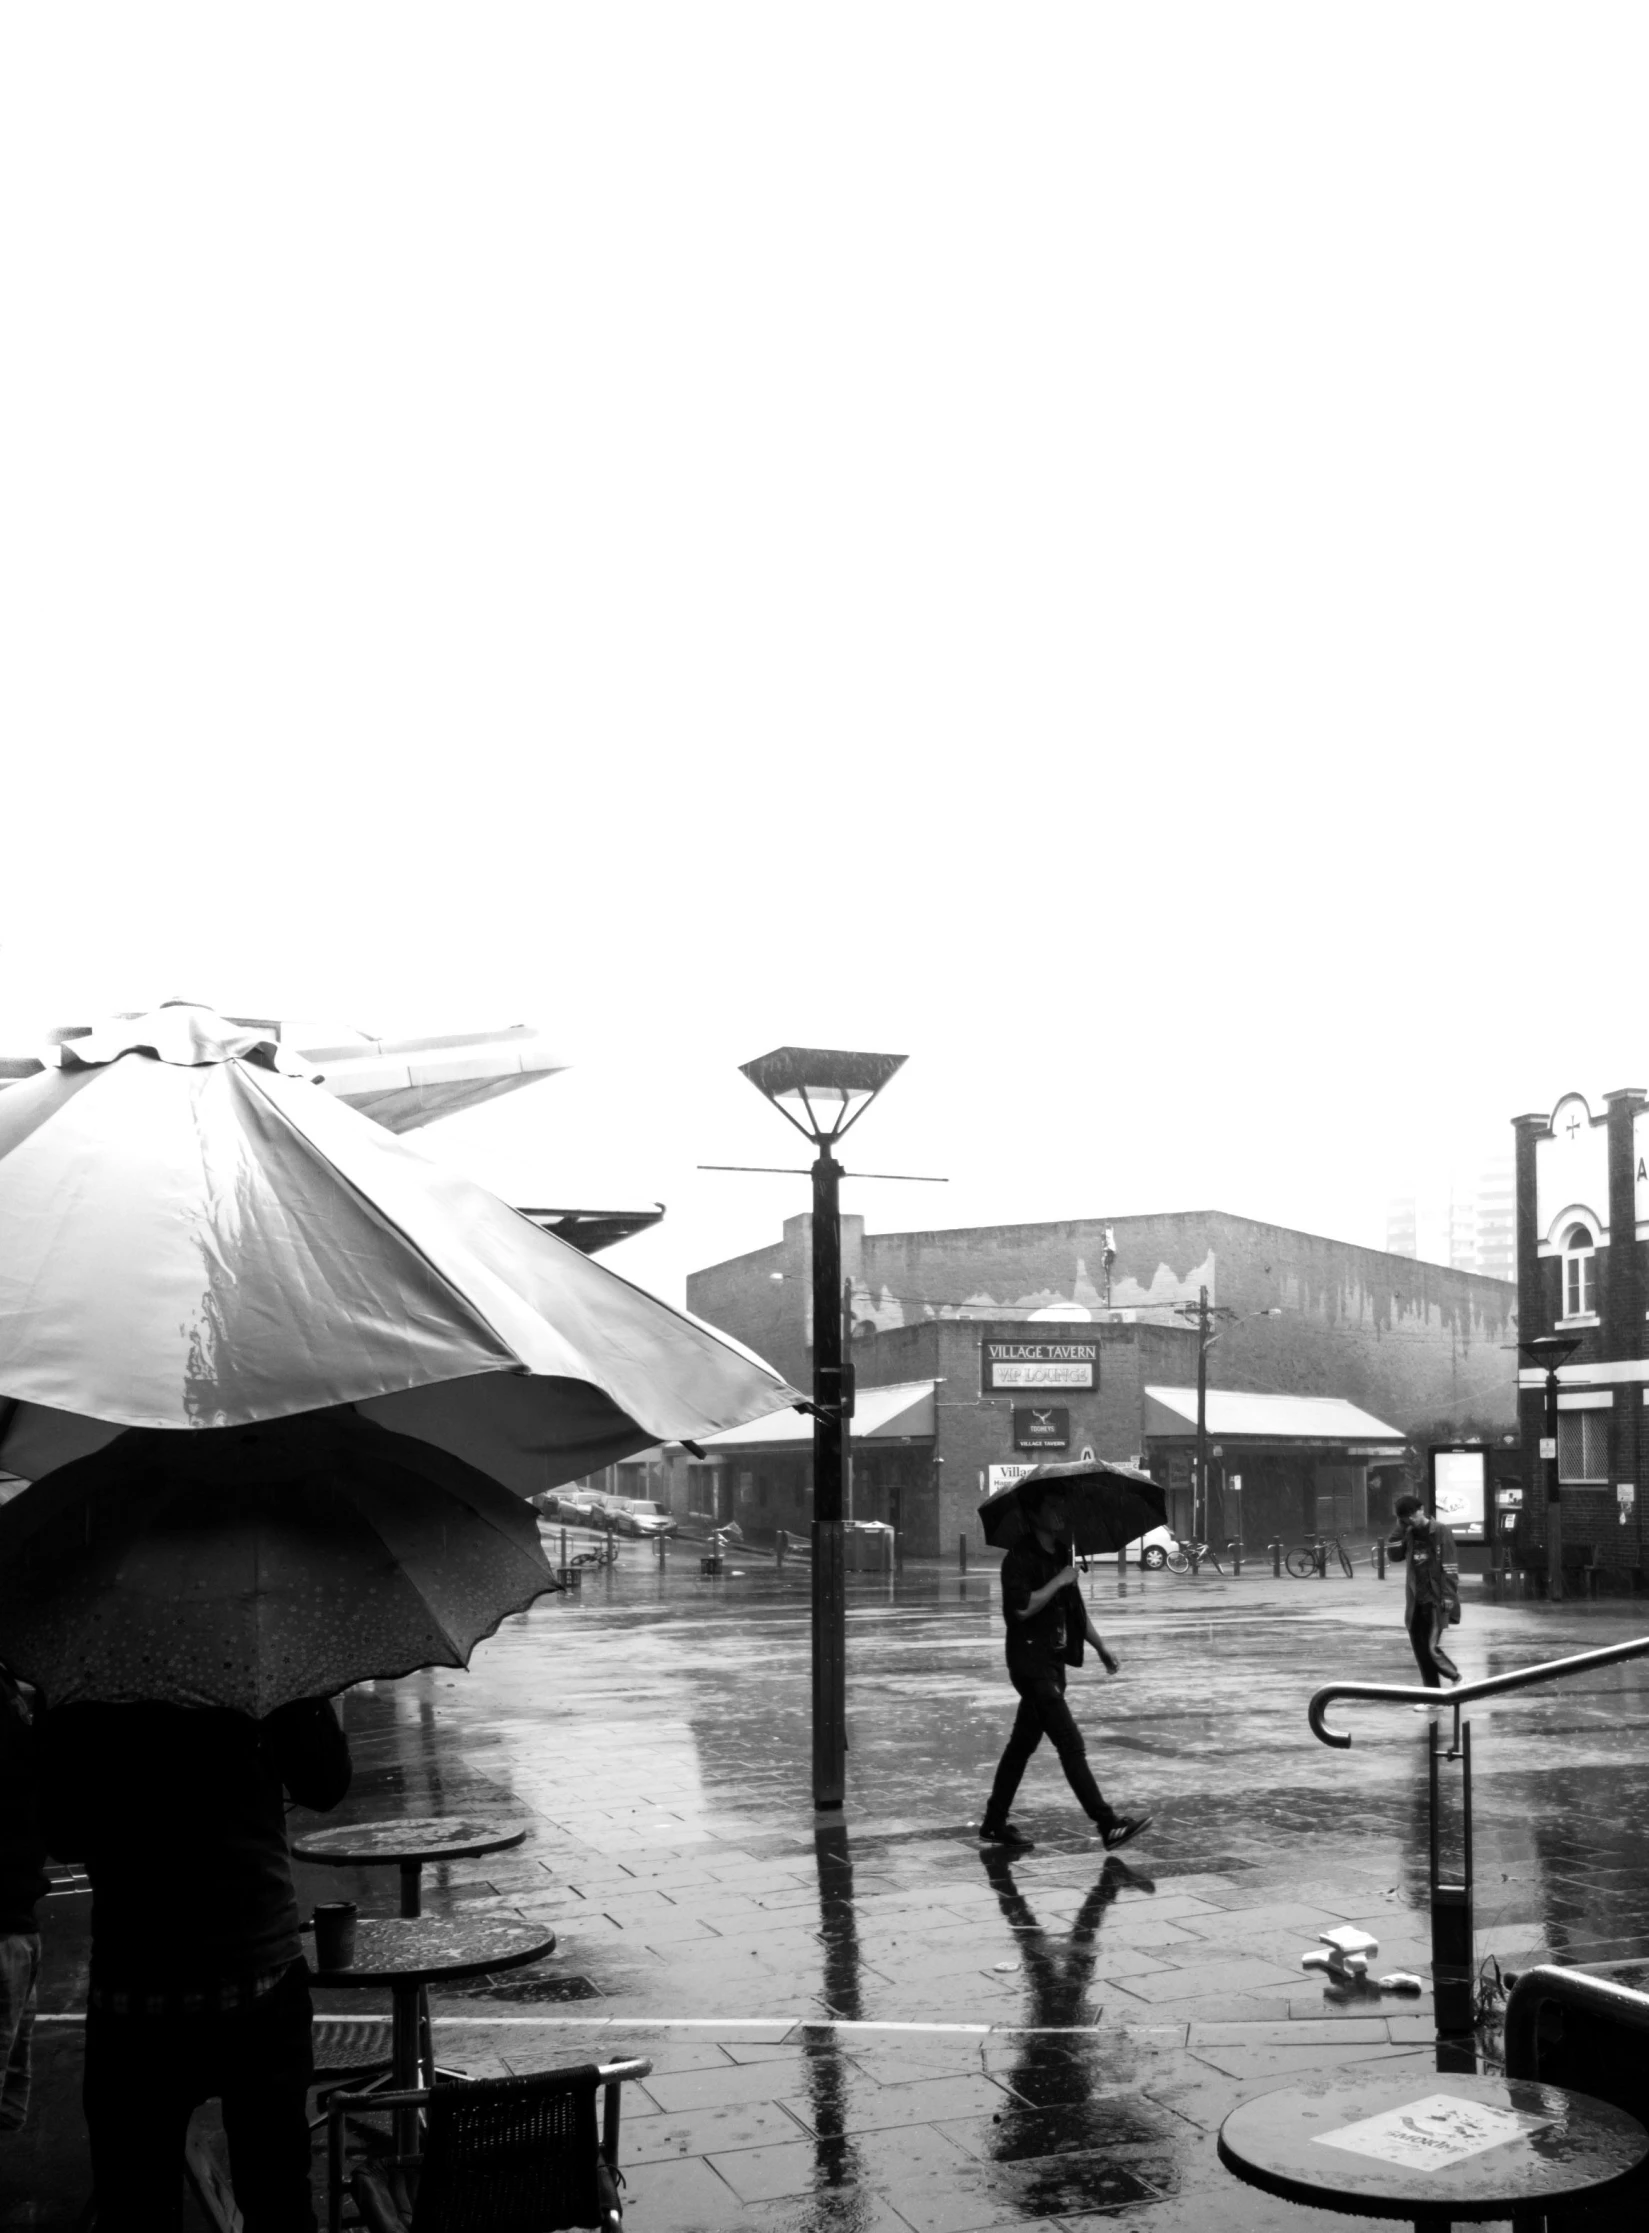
[1173,1290,1280,1543]
[1173,1286,1222,1542]
[1194,1286,1210,1542]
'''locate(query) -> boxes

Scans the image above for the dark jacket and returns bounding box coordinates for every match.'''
[0,1671,48,1936]
[1000,1539,1086,1673]
[42,1698,351,1987]
[1389,1515,1460,1616]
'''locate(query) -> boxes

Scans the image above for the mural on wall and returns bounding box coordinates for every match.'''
[847,1250,1218,1329]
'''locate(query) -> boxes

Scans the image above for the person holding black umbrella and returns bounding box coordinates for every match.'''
[978,1478,1152,1852]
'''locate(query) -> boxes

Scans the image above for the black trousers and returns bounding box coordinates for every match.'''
[1407,1604,1458,1688]
[985,1662,1111,1827]
[83,1960,316,2233]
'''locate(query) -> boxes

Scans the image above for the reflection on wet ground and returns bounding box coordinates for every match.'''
[11,1559,1649,2228]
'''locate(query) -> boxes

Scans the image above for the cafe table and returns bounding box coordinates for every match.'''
[292,1813,528,1918]
[1218,2067,1648,2231]
[310,1913,556,2163]
[294,1815,533,2095]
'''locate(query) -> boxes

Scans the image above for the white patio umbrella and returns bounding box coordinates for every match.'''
[0,1004,796,1489]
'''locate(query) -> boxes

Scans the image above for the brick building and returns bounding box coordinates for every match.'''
[1514,1088,1649,1583]
[687,1314,1202,1557]
[688,1207,1517,1438]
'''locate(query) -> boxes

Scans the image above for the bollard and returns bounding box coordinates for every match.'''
[776,1530,787,1569]
[560,1527,568,1570]
[1231,1540,1243,1577]
[959,1533,969,1573]
[1315,1540,1328,1579]
[1375,1538,1386,1580]
[1271,1537,1283,1577]
[1118,1539,1128,1572]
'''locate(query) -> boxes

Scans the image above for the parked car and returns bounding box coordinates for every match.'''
[1086,1525,1176,1570]
[591,1495,678,1540]
[538,1489,598,1526]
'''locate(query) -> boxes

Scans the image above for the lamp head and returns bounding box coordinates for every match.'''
[1520,1333,1583,1369]
[739,1045,907,1145]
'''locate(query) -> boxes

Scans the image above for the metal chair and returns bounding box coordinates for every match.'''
[327,2057,652,2233]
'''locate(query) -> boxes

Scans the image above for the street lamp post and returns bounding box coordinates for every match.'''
[740,1046,906,1810]
[1520,1334,1582,1603]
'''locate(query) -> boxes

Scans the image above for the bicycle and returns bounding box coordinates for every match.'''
[1284,1532,1355,1579]
[1164,1538,1241,1575]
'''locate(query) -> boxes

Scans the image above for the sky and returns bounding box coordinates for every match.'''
[2,7,1645,1305]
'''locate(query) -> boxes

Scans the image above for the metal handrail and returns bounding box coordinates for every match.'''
[1308,1632,1649,1749]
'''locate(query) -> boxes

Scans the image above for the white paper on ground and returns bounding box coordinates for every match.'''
[1313,2093,1554,2171]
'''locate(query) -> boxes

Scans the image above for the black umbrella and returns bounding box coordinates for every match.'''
[0,1411,562,1716]
[977,1458,1168,1557]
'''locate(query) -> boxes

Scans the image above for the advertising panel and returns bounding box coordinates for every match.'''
[1013,1406,1069,1450]
[1432,1447,1486,1541]
[982,1338,1098,1393]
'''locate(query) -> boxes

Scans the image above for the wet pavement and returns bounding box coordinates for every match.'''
[9,1549,1649,2229]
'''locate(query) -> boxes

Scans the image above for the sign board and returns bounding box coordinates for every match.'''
[986,1463,1034,1495]
[1431,1447,1486,1541]
[1013,1406,1069,1451]
[982,1338,1098,1393]
[1538,1435,1557,1461]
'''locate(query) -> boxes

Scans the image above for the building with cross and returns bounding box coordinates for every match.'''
[1513,1087,1649,1584]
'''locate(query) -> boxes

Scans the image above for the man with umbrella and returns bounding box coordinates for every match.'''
[978,1474,1152,1853]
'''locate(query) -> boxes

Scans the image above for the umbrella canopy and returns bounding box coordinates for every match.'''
[0,1412,560,1714]
[0,1004,797,1488]
[977,1458,1168,1556]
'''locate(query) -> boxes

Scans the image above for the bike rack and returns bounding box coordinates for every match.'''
[1308,1634,1649,2050]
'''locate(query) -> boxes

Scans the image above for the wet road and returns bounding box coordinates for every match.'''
[300,1555,1649,2022]
[13,1552,1649,2230]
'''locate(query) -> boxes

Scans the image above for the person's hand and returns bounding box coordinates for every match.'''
[1099,1647,1120,1676]
[1055,1562,1078,1591]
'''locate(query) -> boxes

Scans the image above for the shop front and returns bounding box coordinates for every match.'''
[1142,1386,1409,1548]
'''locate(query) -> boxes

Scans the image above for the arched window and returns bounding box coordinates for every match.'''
[1562,1223,1597,1319]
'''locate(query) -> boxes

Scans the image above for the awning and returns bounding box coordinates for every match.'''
[1143,1386,1406,1446]
[702,1381,938,1450]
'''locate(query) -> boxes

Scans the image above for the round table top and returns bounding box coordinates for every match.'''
[309,1914,556,1988]
[1219,2070,1648,2220]
[293,1815,527,1868]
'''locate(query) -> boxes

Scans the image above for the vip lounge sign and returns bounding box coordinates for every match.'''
[982,1339,1098,1393]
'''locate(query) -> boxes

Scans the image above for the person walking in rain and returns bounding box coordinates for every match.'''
[1389,1490,1461,1695]
[978,1478,1151,1852]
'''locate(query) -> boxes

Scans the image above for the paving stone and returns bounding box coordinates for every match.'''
[623,2096,814,2166]
[621,2150,751,2226]
[649,2059,845,2115]
[710,2120,977,2202]
[1106,1958,1304,2004]
[779,2073,1015,2138]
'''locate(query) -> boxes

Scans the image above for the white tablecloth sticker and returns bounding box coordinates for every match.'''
[1313,2093,1555,2171]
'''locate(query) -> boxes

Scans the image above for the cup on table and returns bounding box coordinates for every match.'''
[313,1901,358,1970]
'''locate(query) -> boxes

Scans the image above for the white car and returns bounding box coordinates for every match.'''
[1086,1525,1177,1570]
